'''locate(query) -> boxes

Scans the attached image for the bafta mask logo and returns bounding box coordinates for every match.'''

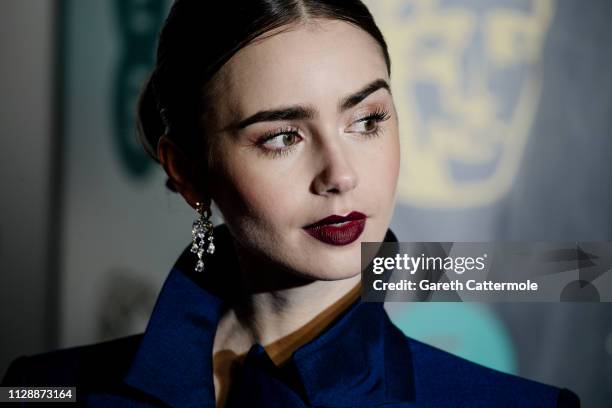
[365,0,555,207]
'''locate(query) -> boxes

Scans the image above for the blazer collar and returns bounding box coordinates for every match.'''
[124,225,415,407]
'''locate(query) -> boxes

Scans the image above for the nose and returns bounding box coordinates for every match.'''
[311,138,358,196]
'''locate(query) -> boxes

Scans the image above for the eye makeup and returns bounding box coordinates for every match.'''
[346,107,391,138]
[252,105,392,158]
[254,126,303,158]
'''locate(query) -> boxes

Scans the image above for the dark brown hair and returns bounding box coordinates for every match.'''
[137,0,391,192]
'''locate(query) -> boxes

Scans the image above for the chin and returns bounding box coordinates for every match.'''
[286,229,372,280]
[304,254,363,281]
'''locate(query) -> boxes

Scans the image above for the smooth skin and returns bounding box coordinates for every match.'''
[158,19,400,407]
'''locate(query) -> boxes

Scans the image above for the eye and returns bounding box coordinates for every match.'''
[262,132,301,149]
[254,126,303,158]
[346,108,391,136]
[352,117,379,133]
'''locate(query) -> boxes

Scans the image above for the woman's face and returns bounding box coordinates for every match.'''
[205,20,400,280]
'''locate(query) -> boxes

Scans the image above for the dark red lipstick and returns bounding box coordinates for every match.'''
[303,211,366,246]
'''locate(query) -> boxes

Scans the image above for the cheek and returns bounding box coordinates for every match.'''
[362,125,401,206]
[214,152,304,231]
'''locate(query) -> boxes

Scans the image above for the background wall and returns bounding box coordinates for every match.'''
[1,0,611,406]
[0,0,56,382]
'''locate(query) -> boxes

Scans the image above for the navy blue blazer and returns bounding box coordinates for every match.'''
[2,225,580,407]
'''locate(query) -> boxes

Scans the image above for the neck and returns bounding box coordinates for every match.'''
[214,244,362,366]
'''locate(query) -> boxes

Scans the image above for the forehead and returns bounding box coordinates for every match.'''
[210,19,389,121]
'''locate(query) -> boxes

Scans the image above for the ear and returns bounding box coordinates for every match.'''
[157,135,210,210]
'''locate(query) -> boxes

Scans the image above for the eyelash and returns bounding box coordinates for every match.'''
[354,108,391,138]
[255,126,301,158]
[255,107,391,158]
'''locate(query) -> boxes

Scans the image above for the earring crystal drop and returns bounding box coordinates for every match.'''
[191,202,215,272]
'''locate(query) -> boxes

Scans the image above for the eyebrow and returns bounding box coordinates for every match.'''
[232,78,391,130]
[339,79,390,111]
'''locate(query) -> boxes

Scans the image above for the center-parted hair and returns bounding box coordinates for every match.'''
[137,0,391,192]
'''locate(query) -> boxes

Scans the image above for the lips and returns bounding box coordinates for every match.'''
[303,211,367,246]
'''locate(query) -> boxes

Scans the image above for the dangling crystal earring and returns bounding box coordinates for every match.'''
[190,202,215,272]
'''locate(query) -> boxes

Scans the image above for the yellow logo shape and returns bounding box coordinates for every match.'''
[365,0,555,208]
